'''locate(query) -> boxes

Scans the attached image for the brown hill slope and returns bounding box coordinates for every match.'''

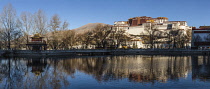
[45,23,109,38]
[72,23,108,34]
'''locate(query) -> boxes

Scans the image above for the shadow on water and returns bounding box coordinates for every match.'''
[1,55,210,88]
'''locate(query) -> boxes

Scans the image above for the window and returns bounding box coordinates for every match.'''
[167,24,172,29]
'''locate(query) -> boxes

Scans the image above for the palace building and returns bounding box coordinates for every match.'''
[128,16,168,26]
[113,16,192,49]
[26,33,47,50]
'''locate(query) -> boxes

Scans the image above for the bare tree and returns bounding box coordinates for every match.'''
[0,28,6,49]
[143,23,158,48]
[93,24,112,48]
[0,4,18,50]
[19,12,33,43]
[204,34,210,42]
[48,14,61,50]
[193,35,202,48]
[61,21,69,30]
[47,14,72,50]
[167,29,191,49]
[33,9,48,35]
[194,35,202,42]
[60,30,76,49]
[12,30,23,50]
[175,30,188,48]
[79,24,129,49]
[112,27,130,48]
[80,31,95,49]
[169,30,180,49]
[50,14,61,32]
[20,12,33,34]
[13,12,34,50]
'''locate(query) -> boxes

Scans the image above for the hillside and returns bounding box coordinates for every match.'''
[72,23,108,34]
[45,23,109,38]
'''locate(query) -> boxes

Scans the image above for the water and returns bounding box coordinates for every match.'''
[0,55,210,89]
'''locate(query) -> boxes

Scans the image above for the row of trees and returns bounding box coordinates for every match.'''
[0,4,129,50]
[0,4,70,50]
[78,24,130,49]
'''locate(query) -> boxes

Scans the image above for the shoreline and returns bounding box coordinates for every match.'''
[1,49,210,57]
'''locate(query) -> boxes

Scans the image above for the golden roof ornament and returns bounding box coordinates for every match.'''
[33,33,41,38]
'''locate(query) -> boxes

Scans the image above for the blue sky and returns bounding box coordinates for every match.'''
[0,0,209,29]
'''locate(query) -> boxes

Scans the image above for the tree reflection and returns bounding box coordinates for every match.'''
[192,56,210,82]
[1,55,210,88]
[0,57,27,89]
[27,58,47,76]
[61,55,192,83]
[0,57,70,89]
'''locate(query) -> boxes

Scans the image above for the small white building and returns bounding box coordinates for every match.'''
[191,26,210,49]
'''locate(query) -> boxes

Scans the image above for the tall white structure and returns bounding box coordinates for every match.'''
[113,16,192,49]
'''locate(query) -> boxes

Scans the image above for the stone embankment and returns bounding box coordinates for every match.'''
[1,49,210,57]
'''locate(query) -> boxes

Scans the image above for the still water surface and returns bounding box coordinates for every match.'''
[0,55,210,89]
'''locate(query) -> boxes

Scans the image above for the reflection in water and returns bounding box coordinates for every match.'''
[0,55,210,88]
[63,56,192,83]
[0,58,70,89]
[27,58,47,76]
[192,56,210,82]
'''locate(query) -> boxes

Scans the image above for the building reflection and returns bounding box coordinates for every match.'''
[27,58,47,76]
[62,55,192,83]
[1,55,210,88]
[192,56,210,82]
